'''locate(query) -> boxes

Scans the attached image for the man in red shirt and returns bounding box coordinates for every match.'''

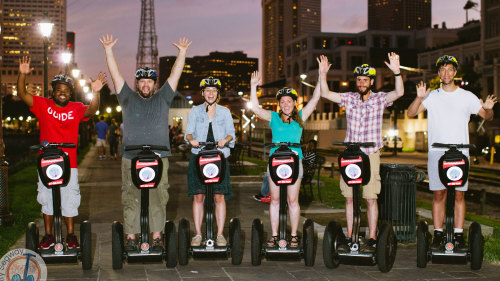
[17,56,107,249]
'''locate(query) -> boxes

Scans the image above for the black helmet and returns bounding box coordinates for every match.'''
[200,76,221,90]
[353,64,376,78]
[436,55,458,69]
[276,87,298,101]
[135,66,157,81]
[51,74,74,91]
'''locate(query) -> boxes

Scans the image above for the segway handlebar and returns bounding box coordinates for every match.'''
[187,141,230,148]
[432,143,476,149]
[30,140,76,151]
[333,142,375,148]
[124,145,170,152]
[264,142,304,148]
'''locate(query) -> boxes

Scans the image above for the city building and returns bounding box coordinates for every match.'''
[1,0,68,96]
[368,0,431,31]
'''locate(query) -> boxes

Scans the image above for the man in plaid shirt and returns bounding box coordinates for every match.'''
[318,53,404,253]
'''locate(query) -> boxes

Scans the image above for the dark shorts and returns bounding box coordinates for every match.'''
[187,154,233,200]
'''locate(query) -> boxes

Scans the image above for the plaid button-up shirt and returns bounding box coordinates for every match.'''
[340,91,391,155]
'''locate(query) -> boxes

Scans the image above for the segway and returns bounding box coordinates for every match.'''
[251,142,316,266]
[25,140,92,270]
[417,143,483,270]
[178,141,242,265]
[322,142,397,273]
[111,145,177,269]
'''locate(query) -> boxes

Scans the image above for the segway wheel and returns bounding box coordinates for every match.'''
[178,218,190,266]
[417,220,429,268]
[25,222,39,252]
[469,222,483,270]
[229,218,242,265]
[323,221,343,269]
[251,218,263,266]
[80,220,92,270]
[164,220,177,268]
[303,219,315,266]
[376,222,397,273]
[111,221,124,270]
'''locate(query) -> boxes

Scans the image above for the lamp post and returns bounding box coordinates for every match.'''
[300,73,307,107]
[38,18,54,98]
[61,52,72,75]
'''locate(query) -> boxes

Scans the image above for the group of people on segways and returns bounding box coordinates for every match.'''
[17,28,496,272]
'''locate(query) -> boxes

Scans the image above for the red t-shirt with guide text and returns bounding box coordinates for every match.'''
[30,96,89,168]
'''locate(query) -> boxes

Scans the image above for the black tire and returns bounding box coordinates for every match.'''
[376,222,397,273]
[469,222,483,270]
[323,221,342,269]
[303,219,315,266]
[111,221,124,270]
[164,220,177,268]
[80,221,92,270]
[26,222,39,252]
[416,220,429,268]
[251,218,263,266]
[229,218,242,265]
[178,218,190,266]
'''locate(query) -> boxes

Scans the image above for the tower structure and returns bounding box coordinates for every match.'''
[136,0,159,71]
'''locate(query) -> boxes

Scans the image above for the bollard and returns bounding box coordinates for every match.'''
[480,189,486,215]
[0,156,13,226]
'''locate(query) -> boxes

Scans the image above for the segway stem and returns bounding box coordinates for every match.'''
[52,187,63,244]
[352,184,361,247]
[140,189,149,244]
[206,184,214,241]
[279,185,288,241]
[445,187,455,244]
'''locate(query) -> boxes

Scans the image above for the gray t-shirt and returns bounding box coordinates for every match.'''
[117,82,176,159]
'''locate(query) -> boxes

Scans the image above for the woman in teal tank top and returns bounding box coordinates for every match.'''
[249,70,321,248]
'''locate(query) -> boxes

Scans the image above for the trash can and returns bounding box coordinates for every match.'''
[378,164,426,243]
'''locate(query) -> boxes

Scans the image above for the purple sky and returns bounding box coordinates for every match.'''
[68,0,480,91]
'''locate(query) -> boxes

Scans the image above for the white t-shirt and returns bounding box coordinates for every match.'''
[422,87,482,151]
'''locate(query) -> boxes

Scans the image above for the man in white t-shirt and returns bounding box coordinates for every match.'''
[407,55,497,252]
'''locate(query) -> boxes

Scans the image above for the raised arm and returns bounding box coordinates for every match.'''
[301,81,320,121]
[407,81,429,117]
[317,55,341,103]
[99,34,124,93]
[384,52,404,103]
[249,71,271,121]
[478,95,497,120]
[84,72,107,118]
[167,37,191,92]
[17,56,34,107]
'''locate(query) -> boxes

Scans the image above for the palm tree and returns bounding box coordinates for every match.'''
[464,0,479,23]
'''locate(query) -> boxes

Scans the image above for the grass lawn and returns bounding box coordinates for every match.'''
[0,143,92,257]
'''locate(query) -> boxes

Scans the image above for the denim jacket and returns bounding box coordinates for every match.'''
[184,103,235,158]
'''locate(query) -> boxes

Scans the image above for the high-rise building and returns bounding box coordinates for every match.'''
[1,0,67,96]
[368,0,431,31]
[262,0,321,86]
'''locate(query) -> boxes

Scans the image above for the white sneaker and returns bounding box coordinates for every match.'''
[191,235,202,247]
[216,235,227,247]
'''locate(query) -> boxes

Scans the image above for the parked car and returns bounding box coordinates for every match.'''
[383,136,403,151]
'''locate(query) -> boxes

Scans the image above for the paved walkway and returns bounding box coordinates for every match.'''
[11,147,500,280]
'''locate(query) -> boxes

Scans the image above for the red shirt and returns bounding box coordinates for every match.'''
[30,96,89,168]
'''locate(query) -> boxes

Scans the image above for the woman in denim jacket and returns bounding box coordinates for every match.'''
[185,77,235,247]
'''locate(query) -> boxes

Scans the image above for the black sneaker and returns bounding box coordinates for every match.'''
[429,230,444,251]
[151,238,163,251]
[253,194,263,201]
[124,238,137,252]
[453,233,468,252]
[337,237,351,252]
[362,238,376,253]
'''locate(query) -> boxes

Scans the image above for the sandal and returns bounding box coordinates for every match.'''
[267,236,278,247]
[290,236,299,248]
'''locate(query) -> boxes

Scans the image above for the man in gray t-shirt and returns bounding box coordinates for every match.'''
[100,34,191,251]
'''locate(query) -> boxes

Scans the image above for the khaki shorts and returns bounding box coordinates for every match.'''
[96,138,106,147]
[340,150,381,199]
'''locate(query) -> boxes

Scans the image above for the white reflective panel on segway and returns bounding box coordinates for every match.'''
[46,164,63,180]
[203,163,219,178]
[446,166,463,181]
[139,167,156,182]
[345,164,362,179]
[276,164,292,179]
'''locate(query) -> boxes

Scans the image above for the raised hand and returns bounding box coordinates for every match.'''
[250,71,261,87]
[384,52,401,74]
[89,72,108,93]
[317,55,332,76]
[416,81,430,99]
[172,37,192,52]
[481,94,498,110]
[99,34,118,50]
[19,56,34,74]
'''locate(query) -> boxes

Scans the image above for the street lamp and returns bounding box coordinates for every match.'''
[79,78,86,87]
[38,17,54,98]
[106,107,112,114]
[61,52,72,74]
[71,68,80,79]
[300,73,307,106]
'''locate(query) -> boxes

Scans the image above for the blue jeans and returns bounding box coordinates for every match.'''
[261,172,270,196]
